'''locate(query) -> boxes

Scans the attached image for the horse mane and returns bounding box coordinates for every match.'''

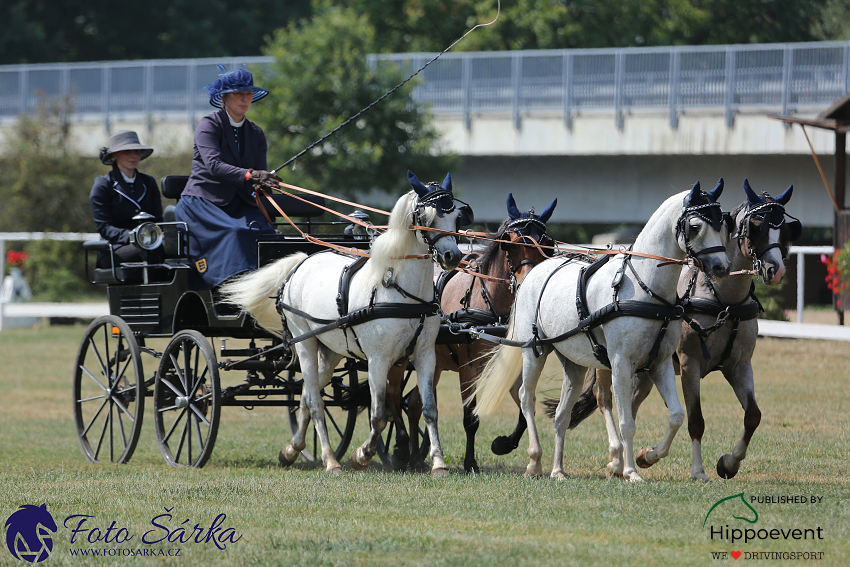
[476,218,510,273]
[363,190,435,286]
[729,201,747,226]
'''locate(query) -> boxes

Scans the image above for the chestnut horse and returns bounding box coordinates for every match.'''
[387,194,557,473]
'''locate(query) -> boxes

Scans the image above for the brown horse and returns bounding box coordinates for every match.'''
[557,179,799,480]
[386,194,557,473]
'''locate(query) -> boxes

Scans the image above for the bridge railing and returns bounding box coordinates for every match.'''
[1,42,848,130]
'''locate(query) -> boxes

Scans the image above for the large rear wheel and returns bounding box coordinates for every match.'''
[153,330,221,468]
[72,315,145,464]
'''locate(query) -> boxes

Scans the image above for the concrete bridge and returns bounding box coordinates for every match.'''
[2,41,849,226]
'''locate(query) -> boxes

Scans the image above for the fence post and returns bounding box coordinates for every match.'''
[512,53,522,130]
[668,49,680,129]
[797,250,805,324]
[562,52,573,130]
[724,47,736,128]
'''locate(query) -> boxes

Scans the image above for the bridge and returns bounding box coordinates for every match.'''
[2,41,849,226]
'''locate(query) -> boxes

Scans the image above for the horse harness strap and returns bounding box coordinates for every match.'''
[276,253,439,355]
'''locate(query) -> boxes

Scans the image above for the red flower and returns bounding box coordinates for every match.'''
[5,250,28,268]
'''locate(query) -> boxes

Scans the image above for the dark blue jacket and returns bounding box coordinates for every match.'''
[181,108,268,207]
[89,169,163,246]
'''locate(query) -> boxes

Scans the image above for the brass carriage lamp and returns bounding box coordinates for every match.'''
[344,210,373,241]
[129,212,164,251]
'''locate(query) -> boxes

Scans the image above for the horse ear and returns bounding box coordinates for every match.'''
[776,184,793,205]
[407,170,429,198]
[686,181,701,205]
[706,178,724,202]
[743,178,761,207]
[506,193,521,220]
[442,173,452,192]
[539,198,557,223]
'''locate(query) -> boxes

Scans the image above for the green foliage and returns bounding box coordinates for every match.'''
[813,0,850,41]
[755,279,789,321]
[252,3,459,199]
[22,240,89,301]
[0,0,311,64]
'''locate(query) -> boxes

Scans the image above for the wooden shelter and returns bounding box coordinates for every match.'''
[772,93,850,323]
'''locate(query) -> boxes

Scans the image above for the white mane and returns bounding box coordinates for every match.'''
[362,190,435,287]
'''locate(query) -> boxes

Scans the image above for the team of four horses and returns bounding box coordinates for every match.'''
[224,170,800,481]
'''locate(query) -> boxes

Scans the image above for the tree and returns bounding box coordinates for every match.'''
[251,3,459,200]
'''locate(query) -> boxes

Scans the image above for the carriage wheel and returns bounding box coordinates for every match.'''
[73,315,145,464]
[377,369,430,469]
[153,330,221,468]
[286,362,360,465]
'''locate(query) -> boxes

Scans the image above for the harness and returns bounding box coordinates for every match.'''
[467,197,726,372]
[733,198,800,279]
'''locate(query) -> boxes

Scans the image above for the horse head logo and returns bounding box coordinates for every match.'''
[703,493,759,528]
[5,504,58,563]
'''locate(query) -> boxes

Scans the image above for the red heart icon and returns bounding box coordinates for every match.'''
[731,551,742,560]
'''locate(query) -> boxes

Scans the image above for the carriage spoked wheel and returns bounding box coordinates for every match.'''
[153,330,221,468]
[73,315,145,464]
[285,362,360,466]
[377,368,431,471]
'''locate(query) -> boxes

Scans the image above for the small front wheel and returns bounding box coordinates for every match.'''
[153,330,220,468]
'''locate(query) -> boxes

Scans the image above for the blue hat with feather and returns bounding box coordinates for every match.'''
[204,65,269,108]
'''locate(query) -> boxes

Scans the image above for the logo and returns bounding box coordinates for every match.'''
[5,504,58,563]
[704,492,759,528]
[195,258,208,273]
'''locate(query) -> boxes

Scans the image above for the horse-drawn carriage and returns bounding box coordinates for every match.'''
[73,175,378,468]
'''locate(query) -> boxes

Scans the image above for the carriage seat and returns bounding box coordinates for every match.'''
[84,241,143,284]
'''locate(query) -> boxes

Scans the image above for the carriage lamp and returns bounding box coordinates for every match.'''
[129,212,164,250]
[344,210,373,241]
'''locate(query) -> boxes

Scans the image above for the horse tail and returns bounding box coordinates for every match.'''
[540,367,599,428]
[219,253,308,336]
[567,368,599,429]
[473,312,523,416]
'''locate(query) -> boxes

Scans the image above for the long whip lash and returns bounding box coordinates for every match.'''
[270,1,502,175]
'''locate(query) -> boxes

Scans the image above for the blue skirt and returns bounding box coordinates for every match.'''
[175,195,273,289]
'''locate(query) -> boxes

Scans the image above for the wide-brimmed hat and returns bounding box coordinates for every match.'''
[204,65,269,109]
[99,130,154,165]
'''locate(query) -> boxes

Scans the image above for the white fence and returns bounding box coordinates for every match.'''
[0,233,844,338]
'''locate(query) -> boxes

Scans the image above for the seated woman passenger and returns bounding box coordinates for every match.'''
[90,130,163,268]
[175,66,280,290]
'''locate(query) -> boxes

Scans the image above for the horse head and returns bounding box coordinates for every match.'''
[731,179,800,285]
[407,170,470,270]
[677,179,730,279]
[501,193,557,286]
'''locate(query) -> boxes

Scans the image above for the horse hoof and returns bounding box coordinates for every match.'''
[551,470,568,481]
[491,436,519,456]
[431,467,449,478]
[635,446,655,469]
[327,466,342,476]
[392,447,410,472]
[624,470,644,482]
[350,450,370,471]
[278,447,298,467]
[691,470,710,483]
[605,463,625,479]
[464,462,480,475]
[409,459,429,474]
[716,454,740,479]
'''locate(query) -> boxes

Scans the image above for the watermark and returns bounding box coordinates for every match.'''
[4,504,242,563]
[704,493,826,561]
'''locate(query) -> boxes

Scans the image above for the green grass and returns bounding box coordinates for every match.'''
[1,325,848,566]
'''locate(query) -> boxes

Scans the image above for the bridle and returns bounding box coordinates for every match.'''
[675,199,727,272]
[500,216,553,292]
[732,199,799,279]
[412,184,474,256]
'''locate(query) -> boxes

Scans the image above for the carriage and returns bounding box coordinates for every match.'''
[73,175,443,469]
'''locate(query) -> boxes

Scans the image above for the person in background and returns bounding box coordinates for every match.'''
[175,65,280,290]
[89,130,163,268]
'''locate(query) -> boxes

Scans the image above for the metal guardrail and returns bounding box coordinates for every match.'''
[1,42,849,130]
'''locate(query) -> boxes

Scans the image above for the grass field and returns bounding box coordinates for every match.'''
[1,324,848,566]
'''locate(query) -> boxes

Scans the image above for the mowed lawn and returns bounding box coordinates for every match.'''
[0,324,848,567]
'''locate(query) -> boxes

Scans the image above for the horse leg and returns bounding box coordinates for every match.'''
[520,349,548,478]
[351,357,391,471]
[279,392,310,467]
[404,385,429,473]
[279,341,316,467]
[677,357,709,481]
[592,368,625,479]
[634,362,685,473]
[716,363,761,479]
[550,355,587,480]
[309,347,344,473]
[458,364,480,474]
[413,349,449,477]
[490,375,527,455]
[386,364,411,472]
[611,357,646,482]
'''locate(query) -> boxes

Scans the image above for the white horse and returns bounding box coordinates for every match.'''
[222,171,469,475]
[474,182,730,481]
